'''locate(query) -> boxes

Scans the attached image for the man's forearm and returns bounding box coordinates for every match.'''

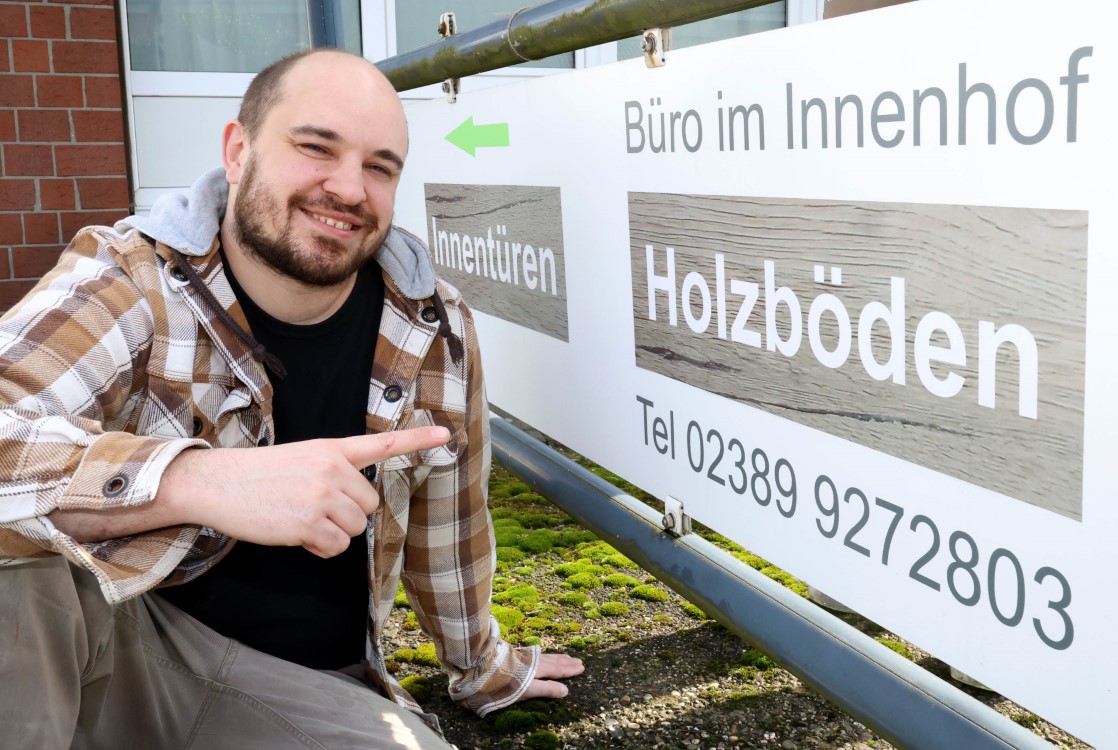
[48,499,187,543]
[47,428,448,551]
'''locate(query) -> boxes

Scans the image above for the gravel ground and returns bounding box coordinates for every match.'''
[382,458,1093,750]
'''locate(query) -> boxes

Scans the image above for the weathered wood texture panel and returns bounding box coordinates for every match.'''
[630,193,1086,519]
[425,184,568,342]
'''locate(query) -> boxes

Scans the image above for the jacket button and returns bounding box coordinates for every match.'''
[383,384,403,403]
[192,416,203,437]
[170,266,187,282]
[257,435,269,447]
[421,306,438,323]
[102,475,129,497]
[362,465,378,481]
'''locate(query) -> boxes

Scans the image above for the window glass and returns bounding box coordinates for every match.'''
[394,1,575,69]
[127,0,361,73]
[617,3,786,60]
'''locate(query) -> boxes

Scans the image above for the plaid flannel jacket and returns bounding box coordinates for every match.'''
[0,224,538,718]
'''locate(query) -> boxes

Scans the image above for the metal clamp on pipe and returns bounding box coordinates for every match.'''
[641,27,671,68]
[438,12,460,103]
[661,495,691,535]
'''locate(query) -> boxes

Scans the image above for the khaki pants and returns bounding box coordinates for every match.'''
[0,557,453,750]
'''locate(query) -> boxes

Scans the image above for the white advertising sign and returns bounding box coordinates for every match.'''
[394,1,1114,744]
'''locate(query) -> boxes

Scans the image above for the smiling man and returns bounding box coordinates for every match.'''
[0,49,582,749]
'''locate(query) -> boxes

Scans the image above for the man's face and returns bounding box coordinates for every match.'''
[232,150,390,286]
[227,54,409,287]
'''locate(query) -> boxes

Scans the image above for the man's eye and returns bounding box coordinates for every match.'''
[367,164,392,176]
[300,143,329,155]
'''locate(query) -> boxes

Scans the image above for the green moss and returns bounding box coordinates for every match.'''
[491,507,565,528]
[493,709,541,733]
[394,583,409,608]
[524,730,561,750]
[522,616,568,634]
[759,565,805,594]
[391,647,415,663]
[602,553,639,569]
[566,635,599,650]
[511,566,534,576]
[495,546,526,564]
[565,572,602,590]
[398,674,431,702]
[735,551,769,570]
[730,665,758,681]
[519,511,567,528]
[518,529,557,554]
[521,635,542,647]
[392,642,439,667]
[553,529,598,548]
[630,584,668,602]
[739,649,776,671]
[681,602,708,619]
[507,482,532,496]
[653,613,673,624]
[553,560,605,578]
[493,525,527,548]
[603,573,640,588]
[599,601,630,617]
[492,516,525,528]
[575,541,620,561]
[403,611,419,631]
[875,638,913,660]
[719,688,761,706]
[557,591,589,607]
[583,606,602,619]
[491,605,526,636]
[1012,712,1042,730]
[656,649,675,661]
[493,583,541,610]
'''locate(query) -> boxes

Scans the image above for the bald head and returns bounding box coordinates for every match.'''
[238,49,402,144]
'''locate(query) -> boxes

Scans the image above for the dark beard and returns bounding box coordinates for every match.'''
[233,157,387,287]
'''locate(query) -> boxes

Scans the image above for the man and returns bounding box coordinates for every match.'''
[0,49,582,749]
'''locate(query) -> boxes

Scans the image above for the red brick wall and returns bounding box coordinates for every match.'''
[0,0,130,311]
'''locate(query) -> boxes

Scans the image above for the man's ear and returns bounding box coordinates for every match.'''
[223,121,249,184]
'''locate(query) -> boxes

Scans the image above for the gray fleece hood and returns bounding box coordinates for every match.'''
[115,167,437,300]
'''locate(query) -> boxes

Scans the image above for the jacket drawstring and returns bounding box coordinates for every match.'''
[169,248,288,380]
[429,291,464,365]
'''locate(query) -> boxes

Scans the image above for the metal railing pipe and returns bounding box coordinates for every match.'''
[377,0,780,92]
[491,416,1053,750]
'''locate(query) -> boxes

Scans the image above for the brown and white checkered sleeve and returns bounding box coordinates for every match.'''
[0,228,207,603]
[400,300,539,717]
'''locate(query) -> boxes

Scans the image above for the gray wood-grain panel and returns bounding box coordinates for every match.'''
[425,183,568,341]
[630,193,1086,519]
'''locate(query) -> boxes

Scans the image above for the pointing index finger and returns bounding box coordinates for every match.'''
[336,427,451,470]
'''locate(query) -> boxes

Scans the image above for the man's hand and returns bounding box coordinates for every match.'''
[163,427,450,557]
[517,653,585,701]
[51,427,450,554]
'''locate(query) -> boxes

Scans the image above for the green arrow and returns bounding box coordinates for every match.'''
[445,117,509,156]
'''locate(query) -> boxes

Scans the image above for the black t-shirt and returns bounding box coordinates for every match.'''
[159,257,384,670]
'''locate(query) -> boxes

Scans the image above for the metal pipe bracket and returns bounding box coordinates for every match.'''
[438,12,460,102]
[662,495,692,536]
[641,27,672,68]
